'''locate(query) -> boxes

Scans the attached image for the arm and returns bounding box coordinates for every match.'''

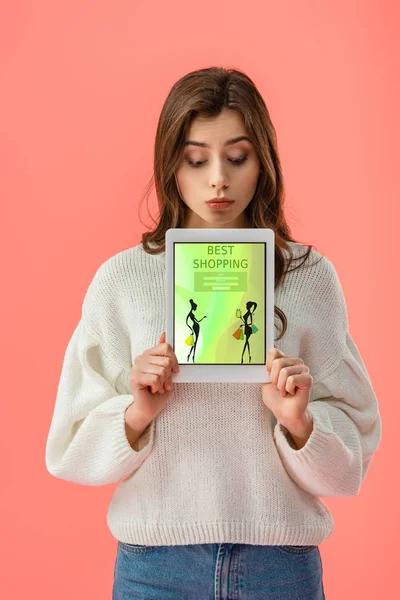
[274,351,382,497]
[45,320,155,486]
[273,259,382,497]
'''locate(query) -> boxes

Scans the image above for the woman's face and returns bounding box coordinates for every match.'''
[175,109,261,229]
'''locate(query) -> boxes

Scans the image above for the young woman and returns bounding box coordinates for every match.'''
[45,67,382,599]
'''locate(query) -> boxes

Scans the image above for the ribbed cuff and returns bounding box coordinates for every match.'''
[106,394,155,479]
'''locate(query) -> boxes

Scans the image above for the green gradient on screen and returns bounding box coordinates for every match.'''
[174,242,266,364]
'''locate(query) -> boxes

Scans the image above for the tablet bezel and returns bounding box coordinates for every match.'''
[165,228,274,382]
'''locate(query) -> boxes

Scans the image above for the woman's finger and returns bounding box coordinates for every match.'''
[134,372,162,394]
[148,358,172,392]
[285,372,313,395]
[142,363,169,393]
[148,355,175,371]
[277,364,305,396]
[265,346,285,373]
[269,356,299,386]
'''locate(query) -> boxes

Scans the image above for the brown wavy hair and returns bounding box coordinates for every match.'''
[139,67,323,340]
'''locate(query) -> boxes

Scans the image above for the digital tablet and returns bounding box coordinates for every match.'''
[165,228,275,382]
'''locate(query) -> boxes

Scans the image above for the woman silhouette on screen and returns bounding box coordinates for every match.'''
[186,298,207,363]
[239,301,257,364]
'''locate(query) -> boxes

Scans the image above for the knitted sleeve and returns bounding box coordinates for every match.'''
[273,257,382,497]
[45,263,155,486]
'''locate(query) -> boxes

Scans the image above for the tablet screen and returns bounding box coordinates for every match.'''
[173,242,267,365]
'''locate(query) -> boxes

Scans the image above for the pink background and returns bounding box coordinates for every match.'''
[0,1,397,597]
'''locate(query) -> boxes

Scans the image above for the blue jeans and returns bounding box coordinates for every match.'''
[112,542,326,599]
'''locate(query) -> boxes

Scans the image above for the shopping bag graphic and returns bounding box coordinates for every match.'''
[251,324,259,333]
[239,328,244,340]
[232,327,242,340]
[184,334,194,346]
[235,308,242,318]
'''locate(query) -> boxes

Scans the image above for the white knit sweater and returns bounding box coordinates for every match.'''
[45,240,382,547]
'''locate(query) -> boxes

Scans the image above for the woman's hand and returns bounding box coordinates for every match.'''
[128,332,179,423]
[262,345,313,428]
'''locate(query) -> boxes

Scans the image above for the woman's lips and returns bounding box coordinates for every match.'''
[206,201,234,210]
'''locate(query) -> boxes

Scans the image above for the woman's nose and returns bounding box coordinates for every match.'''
[209,164,229,189]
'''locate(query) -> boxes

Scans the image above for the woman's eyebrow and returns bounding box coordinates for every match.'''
[184,136,252,148]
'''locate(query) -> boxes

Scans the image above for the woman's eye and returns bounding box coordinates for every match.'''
[230,156,248,166]
[186,156,248,168]
[186,160,204,168]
